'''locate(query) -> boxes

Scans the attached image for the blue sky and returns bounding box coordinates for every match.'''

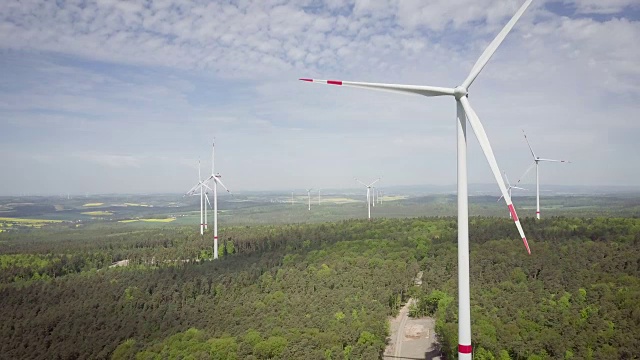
[0,0,639,195]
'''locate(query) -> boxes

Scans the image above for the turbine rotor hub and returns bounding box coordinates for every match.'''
[454,86,468,99]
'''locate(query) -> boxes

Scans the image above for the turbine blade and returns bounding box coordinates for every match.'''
[504,171,512,188]
[185,182,201,196]
[368,178,381,187]
[198,160,202,181]
[211,139,215,176]
[537,158,571,163]
[299,78,455,97]
[202,182,213,192]
[513,186,527,190]
[205,193,212,209]
[516,162,536,186]
[459,97,530,254]
[355,178,368,187]
[215,177,231,193]
[522,130,537,159]
[461,0,533,89]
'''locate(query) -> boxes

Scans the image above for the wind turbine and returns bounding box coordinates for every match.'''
[318,189,321,205]
[518,130,570,219]
[300,1,533,357]
[355,178,380,220]
[499,171,526,218]
[205,140,230,259]
[306,189,313,210]
[185,160,210,236]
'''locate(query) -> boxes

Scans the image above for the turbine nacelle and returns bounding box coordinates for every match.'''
[453,86,468,100]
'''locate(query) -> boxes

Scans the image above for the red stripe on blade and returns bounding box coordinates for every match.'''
[214,236,218,239]
[523,237,531,254]
[299,78,313,82]
[459,344,472,354]
[536,211,540,214]
[508,204,519,222]
[327,80,343,85]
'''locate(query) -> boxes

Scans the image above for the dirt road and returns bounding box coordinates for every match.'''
[383,272,441,360]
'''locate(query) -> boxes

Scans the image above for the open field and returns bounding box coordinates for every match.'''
[0,217,65,229]
[81,211,113,216]
[82,203,104,207]
[0,191,638,232]
[118,218,176,223]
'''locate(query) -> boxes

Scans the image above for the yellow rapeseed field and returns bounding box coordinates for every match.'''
[0,217,64,228]
[81,211,113,216]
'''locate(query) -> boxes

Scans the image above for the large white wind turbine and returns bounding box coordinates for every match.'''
[355,178,380,220]
[518,130,570,219]
[301,1,533,357]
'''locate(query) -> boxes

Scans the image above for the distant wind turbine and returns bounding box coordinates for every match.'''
[300,1,533,357]
[306,189,313,210]
[499,171,526,218]
[355,178,380,220]
[318,189,321,205]
[185,141,230,259]
[205,140,231,259]
[518,130,570,219]
[185,160,209,236]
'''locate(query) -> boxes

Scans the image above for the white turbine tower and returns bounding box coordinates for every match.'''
[371,186,376,207]
[499,171,526,218]
[301,1,533,357]
[518,130,570,219]
[205,140,230,259]
[355,178,380,220]
[306,189,313,210]
[185,160,210,236]
[318,189,321,205]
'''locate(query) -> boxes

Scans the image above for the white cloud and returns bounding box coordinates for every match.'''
[0,0,639,193]
[565,0,640,15]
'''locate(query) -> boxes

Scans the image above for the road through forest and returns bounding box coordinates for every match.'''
[383,272,441,360]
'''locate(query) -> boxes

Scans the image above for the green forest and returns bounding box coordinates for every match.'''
[0,217,639,359]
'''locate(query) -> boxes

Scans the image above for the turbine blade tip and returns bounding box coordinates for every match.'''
[523,237,531,255]
[299,78,313,82]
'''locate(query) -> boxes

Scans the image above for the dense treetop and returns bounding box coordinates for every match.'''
[0,216,638,359]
